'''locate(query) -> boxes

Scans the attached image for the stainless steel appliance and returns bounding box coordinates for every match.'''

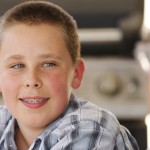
[74,57,147,120]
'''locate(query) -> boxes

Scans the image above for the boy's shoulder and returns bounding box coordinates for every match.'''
[61,93,121,138]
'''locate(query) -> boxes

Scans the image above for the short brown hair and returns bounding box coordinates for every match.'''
[0,0,80,63]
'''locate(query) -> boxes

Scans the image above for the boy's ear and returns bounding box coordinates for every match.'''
[72,58,85,89]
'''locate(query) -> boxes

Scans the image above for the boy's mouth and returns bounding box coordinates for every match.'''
[19,97,49,108]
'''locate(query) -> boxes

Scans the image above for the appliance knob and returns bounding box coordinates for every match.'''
[98,72,121,96]
[127,77,139,94]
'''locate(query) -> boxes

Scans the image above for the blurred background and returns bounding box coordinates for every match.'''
[0,0,147,149]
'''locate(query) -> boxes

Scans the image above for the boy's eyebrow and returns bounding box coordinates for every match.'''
[38,54,63,60]
[5,55,23,61]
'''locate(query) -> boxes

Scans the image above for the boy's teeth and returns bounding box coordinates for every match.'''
[23,99,43,104]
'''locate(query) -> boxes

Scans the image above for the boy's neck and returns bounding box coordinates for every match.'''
[15,122,45,149]
[15,127,29,150]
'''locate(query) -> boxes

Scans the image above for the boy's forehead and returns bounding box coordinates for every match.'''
[0,23,72,61]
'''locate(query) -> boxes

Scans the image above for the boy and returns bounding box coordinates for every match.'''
[0,1,139,149]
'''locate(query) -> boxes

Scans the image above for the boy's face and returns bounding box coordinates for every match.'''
[0,24,84,129]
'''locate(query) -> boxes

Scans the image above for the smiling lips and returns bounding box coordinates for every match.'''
[19,97,49,108]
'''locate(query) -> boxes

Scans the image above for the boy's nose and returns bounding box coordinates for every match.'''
[24,71,42,88]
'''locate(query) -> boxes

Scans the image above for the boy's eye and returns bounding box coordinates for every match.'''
[42,62,56,67]
[11,64,25,69]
